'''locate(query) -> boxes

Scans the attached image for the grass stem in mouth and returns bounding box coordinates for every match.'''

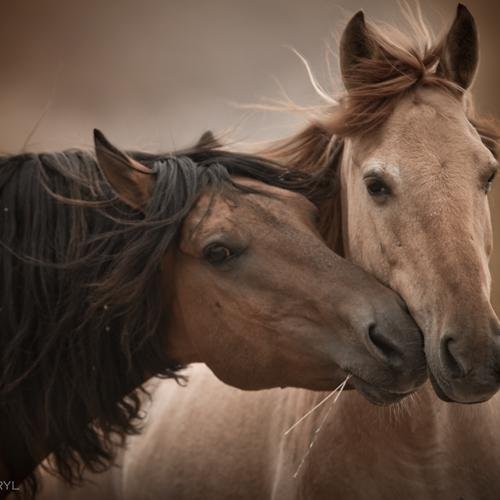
[288,375,350,478]
[284,374,351,436]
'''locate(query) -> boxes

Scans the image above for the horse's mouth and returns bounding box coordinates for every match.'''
[428,371,455,402]
[350,375,413,406]
[428,370,491,405]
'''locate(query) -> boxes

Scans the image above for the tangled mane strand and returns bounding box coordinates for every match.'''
[0,145,315,497]
[261,5,498,168]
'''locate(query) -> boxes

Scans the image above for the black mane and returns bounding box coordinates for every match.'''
[0,143,320,496]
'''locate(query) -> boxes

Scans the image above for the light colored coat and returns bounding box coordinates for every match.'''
[37,364,500,500]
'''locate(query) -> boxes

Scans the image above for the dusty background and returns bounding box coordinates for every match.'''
[1,0,499,304]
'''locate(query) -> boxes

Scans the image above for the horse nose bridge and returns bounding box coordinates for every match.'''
[422,225,490,285]
[433,261,489,300]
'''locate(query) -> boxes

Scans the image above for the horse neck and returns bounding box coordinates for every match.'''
[287,381,500,467]
[287,383,434,441]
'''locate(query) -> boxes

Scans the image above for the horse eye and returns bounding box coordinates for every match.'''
[203,243,234,265]
[485,170,497,193]
[366,178,391,198]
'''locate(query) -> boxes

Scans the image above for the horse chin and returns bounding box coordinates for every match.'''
[428,371,492,405]
[350,375,413,406]
[428,372,455,403]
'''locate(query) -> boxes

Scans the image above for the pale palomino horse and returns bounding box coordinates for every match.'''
[34,4,500,500]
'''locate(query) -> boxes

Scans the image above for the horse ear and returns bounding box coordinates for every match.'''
[436,4,479,90]
[340,11,375,90]
[93,129,154,210]
[195,130,221,149]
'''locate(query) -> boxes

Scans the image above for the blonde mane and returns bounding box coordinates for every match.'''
[253,6,499,253]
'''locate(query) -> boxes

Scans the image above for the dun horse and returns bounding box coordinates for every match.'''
[37,5,500,500]
[0,130,426,496]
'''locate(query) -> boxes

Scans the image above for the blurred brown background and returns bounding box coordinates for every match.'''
[1,0,499,305]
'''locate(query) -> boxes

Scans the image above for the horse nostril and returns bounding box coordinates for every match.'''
[367,323,402,365]
[440,337,466,379]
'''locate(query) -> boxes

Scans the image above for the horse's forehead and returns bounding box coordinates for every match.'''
[388,90,464,140]
[374,89,486,167]
[182,178,315,243]
[229,177,316,223]
[180,187,286,243]
[183,191,235,237]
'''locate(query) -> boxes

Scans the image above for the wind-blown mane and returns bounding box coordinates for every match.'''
[0,144,315,496]
[259,8,499,253]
